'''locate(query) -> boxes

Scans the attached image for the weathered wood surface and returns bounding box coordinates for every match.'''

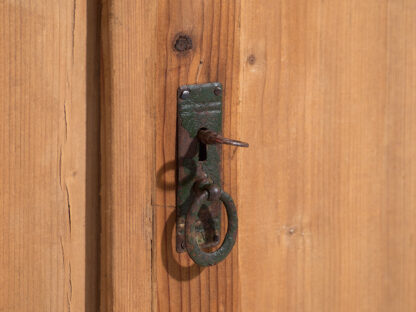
[101,0,416,311]
[100,0,156,310]
[0,0,100,311]
[153,0,241,311]
[239,0,416,311]
[101,0,241,310]
[2,0,415,311]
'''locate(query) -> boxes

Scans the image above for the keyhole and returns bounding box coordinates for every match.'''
[199,142,207,161]
[198,127,208,161]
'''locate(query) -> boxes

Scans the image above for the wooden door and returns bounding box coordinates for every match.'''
[1,0,416,311]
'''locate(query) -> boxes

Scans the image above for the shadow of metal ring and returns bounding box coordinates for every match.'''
[156,159,197,191]
[160,211,204,281]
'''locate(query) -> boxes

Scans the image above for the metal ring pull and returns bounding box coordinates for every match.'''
[198,129,249,148]
[185,182,238,267]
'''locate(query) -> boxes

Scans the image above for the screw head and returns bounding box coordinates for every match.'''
[180,89,190,99]
[214,87,222,96]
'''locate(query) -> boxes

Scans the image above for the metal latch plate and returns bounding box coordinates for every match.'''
[176,82,223,252]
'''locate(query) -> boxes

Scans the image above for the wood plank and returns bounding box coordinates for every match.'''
[0,0,100,311]
[238,0,416,311]
[100,0,156,311]
[153,0,240,311]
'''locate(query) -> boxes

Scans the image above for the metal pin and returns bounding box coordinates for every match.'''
[198,129,249,148]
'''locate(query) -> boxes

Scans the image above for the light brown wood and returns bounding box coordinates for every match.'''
[5,0,412,310]
[0,0,100,311]
[100,0,156,310]
[100,0,241,310]
[101,0,416,311]
[153,0,240,311]
[238,0,416,311]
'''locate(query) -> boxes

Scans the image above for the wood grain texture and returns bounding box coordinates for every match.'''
[100,0,241,310]
[0,0,100,311]
[100,0,156,311]
[239,0,416,311]
[153,0,240,311]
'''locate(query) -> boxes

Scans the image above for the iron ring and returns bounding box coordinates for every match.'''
[185,189,238,266]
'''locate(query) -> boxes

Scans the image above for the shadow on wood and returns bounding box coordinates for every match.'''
[160,211,204,281]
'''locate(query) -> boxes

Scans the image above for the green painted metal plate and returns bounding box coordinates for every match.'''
[176,82,222,252]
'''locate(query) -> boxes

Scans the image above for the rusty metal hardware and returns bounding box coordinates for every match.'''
[186,180,238,267]
[176,82,247,266]
[198,129,249,147]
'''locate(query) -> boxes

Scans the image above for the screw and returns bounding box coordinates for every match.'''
[214,87,222,96]
[180,89,190,99]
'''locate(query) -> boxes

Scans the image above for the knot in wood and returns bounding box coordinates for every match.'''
[174,35,193,52]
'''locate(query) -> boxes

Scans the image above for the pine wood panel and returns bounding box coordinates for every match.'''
[153,0,240,311]
[0,0,100,311]
[100,0,241,310]
[100,0,156,310]
[101,0,416,311]
[238,0,416,311]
